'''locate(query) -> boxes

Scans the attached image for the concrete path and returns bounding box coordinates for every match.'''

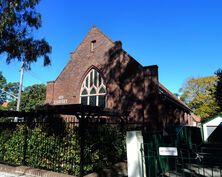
[0,172,33,177]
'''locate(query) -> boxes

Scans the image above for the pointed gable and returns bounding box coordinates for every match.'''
[47,26,115,104]
[56,26,114,83]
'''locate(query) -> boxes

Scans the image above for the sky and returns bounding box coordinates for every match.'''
[0,0,222,94]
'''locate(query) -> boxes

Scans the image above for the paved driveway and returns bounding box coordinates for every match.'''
[0,172,33,177]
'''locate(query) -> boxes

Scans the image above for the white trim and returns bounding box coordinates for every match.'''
[80,69,106,107]
[202,116,222,141]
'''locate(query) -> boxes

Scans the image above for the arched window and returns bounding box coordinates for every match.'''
[80,69,106,107]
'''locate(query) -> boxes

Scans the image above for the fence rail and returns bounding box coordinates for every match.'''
[0,109,127,177]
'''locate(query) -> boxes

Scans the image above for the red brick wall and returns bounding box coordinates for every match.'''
[46,26,193,130]
[46,26,115,105]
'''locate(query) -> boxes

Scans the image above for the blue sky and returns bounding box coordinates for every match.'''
[0,0,221,93]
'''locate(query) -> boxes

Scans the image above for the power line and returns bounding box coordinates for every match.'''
[27,70,45,83]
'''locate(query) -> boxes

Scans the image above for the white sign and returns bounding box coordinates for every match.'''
[54,99,68,104]
[58,96,64,99]
[53,95,68,104]
[159,147,178,156]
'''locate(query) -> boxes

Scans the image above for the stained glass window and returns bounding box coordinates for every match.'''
[80,69,106,107]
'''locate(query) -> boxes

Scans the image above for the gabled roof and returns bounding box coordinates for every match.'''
[201,114,222,124]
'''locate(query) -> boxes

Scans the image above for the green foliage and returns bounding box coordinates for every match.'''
[3,125,25,164]
[215,69,222,113]
[20,84,46,111]
[0,71,7,104]
[26,127,53,168]
[0,122,126,176]
[0,128,12,158]
[0,72,46,112]
[0,72,17,121]
[180,76,220,119]
[5,82,19,101]
[0,71,19,108]
[0,0,51,67]
[84,125,126,172]
[0,71,19,121]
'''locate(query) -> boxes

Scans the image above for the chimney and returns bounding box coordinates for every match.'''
[45,81,55,104]
[143,65,159,94]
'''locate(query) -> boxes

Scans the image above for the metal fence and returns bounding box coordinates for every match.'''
[0,110,127,177]
[142,126,222,177]
[143,143,222,177]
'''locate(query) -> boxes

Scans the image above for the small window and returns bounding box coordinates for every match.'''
[90,40,96,52]
[90,71,93,86]
[94,69,97,86]
[85,77,89,87]
[99,75,102,86]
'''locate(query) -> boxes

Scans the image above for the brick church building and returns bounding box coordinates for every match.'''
[45,26,198,130]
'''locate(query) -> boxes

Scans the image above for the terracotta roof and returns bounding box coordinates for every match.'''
[1,102,9,108]
[191,113,201,123]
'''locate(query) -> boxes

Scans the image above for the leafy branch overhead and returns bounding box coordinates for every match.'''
[0,0,51,68]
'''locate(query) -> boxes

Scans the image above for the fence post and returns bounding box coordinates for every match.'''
[22,116,28,166]
[126,131,146,177]
[79,116,86,177]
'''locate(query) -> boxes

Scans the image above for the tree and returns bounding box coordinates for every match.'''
[20,84,46,111]
[179,76,220,119]
[0,72,18,104]
[215,69,222,113]
[0,71,7,104]
[0,71,19,111]
[0,0,51,68]
[1,71,46,111]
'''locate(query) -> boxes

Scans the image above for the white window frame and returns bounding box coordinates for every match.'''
[80,69,106,106]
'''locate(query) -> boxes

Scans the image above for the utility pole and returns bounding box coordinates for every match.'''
[14,61,25,122]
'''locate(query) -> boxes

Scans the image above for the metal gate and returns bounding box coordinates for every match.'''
[143,143,222,177]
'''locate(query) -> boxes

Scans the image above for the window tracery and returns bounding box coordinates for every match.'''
[80,69,106,107]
